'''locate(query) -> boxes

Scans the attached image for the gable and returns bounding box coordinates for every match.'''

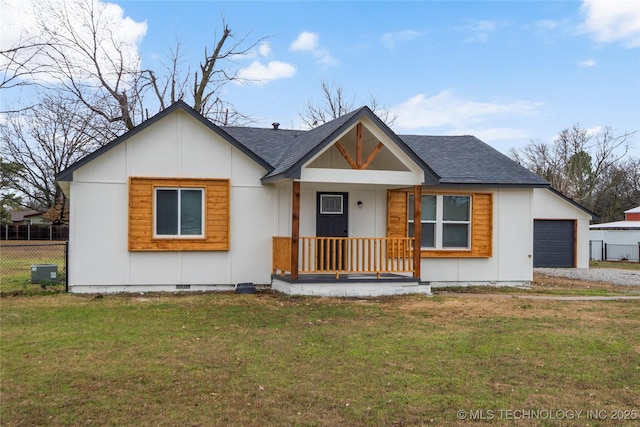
[56,101,272,191]
[307,121,410,171]
[299,117,429,186]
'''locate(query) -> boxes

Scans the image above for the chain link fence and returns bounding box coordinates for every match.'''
[0,242,67,295]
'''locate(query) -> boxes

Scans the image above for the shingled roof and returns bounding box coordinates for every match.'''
[223,108,364,180]
[57,101,549,188]
[400,135,548,186]
[224,108,547,186]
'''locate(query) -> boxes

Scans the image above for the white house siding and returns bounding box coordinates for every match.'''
[296,183,393,239]
[532,188,592,268]
[277,185,542,286]
[423,188,534,286]
[67,110,273,293]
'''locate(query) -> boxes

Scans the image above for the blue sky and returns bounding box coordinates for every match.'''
[3,0,640,156]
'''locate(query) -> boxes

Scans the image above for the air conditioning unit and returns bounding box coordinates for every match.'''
[31,264,58,284]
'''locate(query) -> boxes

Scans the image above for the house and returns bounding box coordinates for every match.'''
[589,206,640,262]
[55,101,595,295]
[9,209,48,225]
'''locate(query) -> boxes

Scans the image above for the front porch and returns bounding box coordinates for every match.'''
[271,236,431,296]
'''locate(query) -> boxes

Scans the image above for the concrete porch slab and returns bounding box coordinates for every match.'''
[271,274,432,297]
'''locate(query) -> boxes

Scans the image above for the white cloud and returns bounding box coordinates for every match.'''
[585,125,603,137]
[237,60,296,84]
[0,0,147,85]
[578,59,596,67]
[381,30,422,48]
[535,20,559,31]
[448,127,529,142]
[393,90,542,130]
[290,32,319,52]
[580,0,640,47]
[460,19,499,43]
[289,31,338,65]
[258,43,271,57]
[391,90,542,142]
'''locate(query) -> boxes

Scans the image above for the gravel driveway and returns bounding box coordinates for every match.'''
[535,268,640,286]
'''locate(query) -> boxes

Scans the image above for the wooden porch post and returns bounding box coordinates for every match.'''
[291,180,300,280]
[413,185,422,279]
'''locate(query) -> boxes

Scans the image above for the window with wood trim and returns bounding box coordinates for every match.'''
[409,194,471,249]
[129,177,230,251]
[388,190,492,258]
[155,188,204,237]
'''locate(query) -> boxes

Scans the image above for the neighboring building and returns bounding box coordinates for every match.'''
[56,101,595,295]
[9,210,48,225]
[589,206,640,262]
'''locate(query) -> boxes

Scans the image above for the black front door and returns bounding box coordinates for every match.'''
[316,193,348,270]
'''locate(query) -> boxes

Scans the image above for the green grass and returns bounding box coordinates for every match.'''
[0,242,66,295]
[590,260,640,270]
[1,292,639,426]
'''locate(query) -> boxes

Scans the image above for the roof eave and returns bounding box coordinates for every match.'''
[423,182,550,188]
[547,187,600,221]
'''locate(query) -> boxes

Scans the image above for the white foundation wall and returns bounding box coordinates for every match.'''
[67,110,275,292]
[532,188,592,268]
[422,188,534,285]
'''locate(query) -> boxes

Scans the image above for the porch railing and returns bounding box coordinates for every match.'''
[273,236,414,278]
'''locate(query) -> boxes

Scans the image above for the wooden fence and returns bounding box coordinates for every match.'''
[273,236,414,278]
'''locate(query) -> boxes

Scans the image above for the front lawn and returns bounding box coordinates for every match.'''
[1,291,638,426]
[590,260,640,271]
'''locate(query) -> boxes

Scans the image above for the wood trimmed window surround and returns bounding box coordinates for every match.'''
[409,194,471,249]
[387,189,493,258]
[129,177,230,251]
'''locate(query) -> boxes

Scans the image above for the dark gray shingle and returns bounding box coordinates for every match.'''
[400,134,549,186]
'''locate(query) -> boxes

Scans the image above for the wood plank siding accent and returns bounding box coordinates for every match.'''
[128,177,230,251]
[387,189,493,258]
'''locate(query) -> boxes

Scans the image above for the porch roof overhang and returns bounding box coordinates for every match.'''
[299,168,425,186]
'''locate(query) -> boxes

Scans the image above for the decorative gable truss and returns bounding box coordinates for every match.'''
[301,119,424,186]
[334,123,385,170]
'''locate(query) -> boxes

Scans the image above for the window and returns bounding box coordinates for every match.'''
[408,194,471,249]
[320,194,343,214]
[155,188,204,237]
[129,177,229,251]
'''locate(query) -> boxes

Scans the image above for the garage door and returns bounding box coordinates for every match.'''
[533,220,575,267]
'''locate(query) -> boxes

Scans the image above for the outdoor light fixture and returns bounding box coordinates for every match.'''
[357,201,363,207]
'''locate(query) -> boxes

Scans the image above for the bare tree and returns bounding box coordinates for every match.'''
[509,124,637,220]
[138,24,262,125]
[299,79,396,128]
[1,0,263,129]
[0,157,23,223]
[0,95,114,222]
[1,0,265,217]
